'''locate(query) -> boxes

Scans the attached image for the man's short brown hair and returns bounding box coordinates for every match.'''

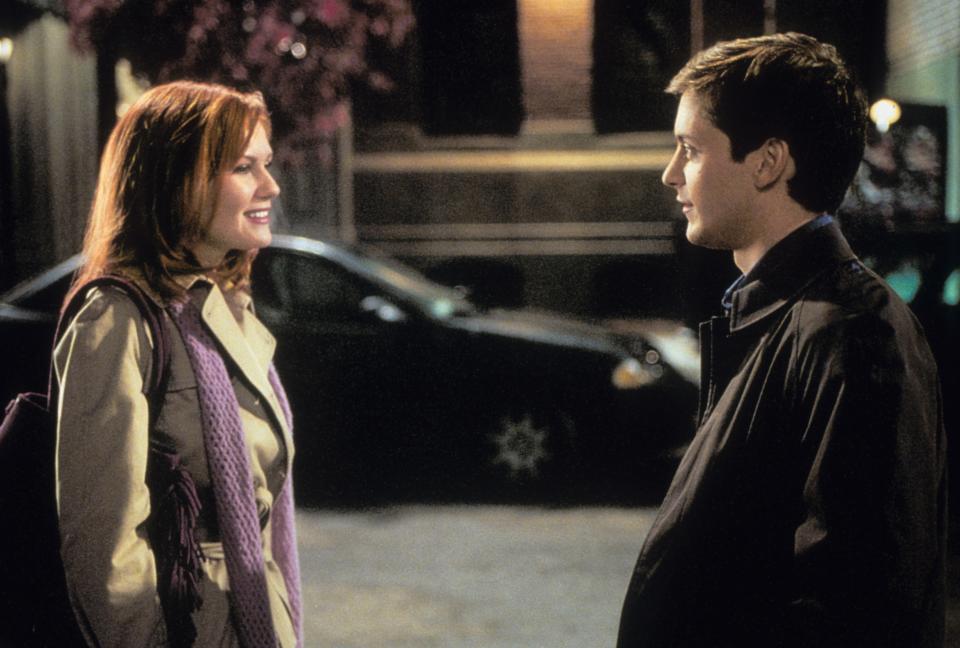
[667,32,867,213]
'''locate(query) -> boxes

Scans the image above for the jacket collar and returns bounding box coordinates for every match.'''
[113,270,293,459]
[120,271,286,432]
[727,218,857,333]
[190,283,288,432]
[128,271,276,384]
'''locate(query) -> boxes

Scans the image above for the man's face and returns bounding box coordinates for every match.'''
[662,91,760,251]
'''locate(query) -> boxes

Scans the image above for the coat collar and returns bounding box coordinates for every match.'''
[191,282,288,429]
[727,218,858,333]
[118,270,291,448]
[130,272,279,400]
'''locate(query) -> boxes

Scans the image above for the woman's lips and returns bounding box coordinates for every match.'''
[244,209,270,224]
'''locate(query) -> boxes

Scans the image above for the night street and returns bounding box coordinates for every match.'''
[1,3,956,647]
[296,506,657,647]
[296,506,960,647]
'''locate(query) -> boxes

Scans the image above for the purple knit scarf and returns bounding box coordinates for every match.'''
[267,364,303,645]
[168,291,302,648]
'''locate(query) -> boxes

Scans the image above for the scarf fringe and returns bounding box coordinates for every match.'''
[148,447,205,648]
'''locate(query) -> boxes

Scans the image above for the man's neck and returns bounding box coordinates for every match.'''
[733,203,824,274]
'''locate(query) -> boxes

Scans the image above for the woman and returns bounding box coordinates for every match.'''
[54,81,301,647]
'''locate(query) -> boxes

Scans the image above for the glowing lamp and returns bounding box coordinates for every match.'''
[0,38,13,63]
[869,98,902,134]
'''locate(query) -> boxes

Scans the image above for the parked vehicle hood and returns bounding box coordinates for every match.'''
[449,308,629,357]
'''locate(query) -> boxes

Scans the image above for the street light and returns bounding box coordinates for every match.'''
[869,98,902,134]
[0,39,13,64]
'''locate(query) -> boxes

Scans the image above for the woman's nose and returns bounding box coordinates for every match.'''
[260,169,281,199]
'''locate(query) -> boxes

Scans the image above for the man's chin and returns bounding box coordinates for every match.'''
[685,224,726,251]
[685,223,708,247]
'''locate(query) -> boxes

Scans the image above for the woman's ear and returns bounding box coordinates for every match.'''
[753,138,794,190]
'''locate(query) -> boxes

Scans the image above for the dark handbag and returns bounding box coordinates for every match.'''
[0,276,171,648]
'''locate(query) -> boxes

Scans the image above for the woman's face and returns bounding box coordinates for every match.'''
[191,122,280,267]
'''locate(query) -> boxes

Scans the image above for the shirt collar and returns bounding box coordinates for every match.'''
[173,273,253,313]
[723,215,857,332]
[173,272,211,291]
[721,275,746,315]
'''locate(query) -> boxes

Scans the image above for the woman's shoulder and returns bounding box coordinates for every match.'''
[63,281,163,361]
[72,285,142,324]
[55,284,155,376]
[69,267,172,321]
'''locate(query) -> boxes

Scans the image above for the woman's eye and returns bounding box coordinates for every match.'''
[233,163,252,174]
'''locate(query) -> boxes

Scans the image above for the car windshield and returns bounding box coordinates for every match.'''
[353,247,477,319]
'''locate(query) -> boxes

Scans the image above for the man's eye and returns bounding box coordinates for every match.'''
[682,145,696,158]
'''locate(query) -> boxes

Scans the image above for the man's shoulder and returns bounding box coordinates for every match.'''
[795,259,903,320]
[786,259,928,355]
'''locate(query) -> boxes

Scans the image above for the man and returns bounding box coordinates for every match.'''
[617,33,946,647]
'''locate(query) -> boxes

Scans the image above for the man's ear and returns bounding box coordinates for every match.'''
[753,138,794,190]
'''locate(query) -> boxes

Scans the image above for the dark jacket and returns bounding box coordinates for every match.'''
[617,220,946,648]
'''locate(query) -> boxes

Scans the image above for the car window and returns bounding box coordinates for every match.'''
[254,251,370,322]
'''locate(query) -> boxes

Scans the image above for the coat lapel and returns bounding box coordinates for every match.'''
[198,284,294,463]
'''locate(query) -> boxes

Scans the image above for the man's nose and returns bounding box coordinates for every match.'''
[662,148,684,188]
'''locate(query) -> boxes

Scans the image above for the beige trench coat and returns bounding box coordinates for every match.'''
[54,277,297,647]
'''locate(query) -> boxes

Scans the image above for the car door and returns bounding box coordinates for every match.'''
[251,247,441,502]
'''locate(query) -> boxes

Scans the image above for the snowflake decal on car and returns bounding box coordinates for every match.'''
[491,414,549,478]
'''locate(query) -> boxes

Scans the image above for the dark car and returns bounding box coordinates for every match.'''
[0,235,698,503]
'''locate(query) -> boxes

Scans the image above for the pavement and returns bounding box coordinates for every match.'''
[295,505,960,647]
[296,506,656,647]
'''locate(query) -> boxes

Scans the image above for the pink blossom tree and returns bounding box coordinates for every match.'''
[67,0,414,164]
